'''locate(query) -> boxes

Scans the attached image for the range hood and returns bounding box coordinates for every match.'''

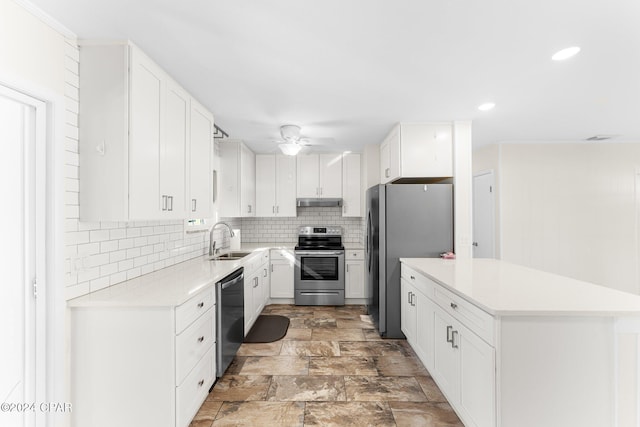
[296,198,343,207]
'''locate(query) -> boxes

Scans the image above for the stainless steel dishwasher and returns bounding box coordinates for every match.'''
[216,267,244,378]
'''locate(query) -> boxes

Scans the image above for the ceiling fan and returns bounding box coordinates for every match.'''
[275,125,333,156]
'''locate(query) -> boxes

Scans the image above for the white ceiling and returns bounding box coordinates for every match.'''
[30,0,640,153]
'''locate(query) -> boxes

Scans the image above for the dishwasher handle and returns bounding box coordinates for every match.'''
[221,273,243,289]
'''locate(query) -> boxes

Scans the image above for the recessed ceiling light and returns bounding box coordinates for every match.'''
[478,102,495,111]
[552,46,581,61]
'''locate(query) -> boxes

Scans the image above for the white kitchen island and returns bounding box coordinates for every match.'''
[400,258,640,427]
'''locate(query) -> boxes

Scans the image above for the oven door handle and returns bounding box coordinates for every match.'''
[295,251,344,256]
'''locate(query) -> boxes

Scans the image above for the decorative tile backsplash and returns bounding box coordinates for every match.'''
[222,206,364,243]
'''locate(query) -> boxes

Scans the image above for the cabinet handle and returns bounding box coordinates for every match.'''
[197,336,204,343]
[450,302,458,310]
[385,168,390,178]
[276,206,279,214]
[253,277,259,288]
[168,195,173,211]
[451,330,459,349]
[192,199,197,212]
[410,275,415,280]
[272,206,275,213]
[162,195,168,211]
[197,302,204,309]
[411,293,416,306]
[446,325,453,343]
[263,268,267,277]
[316,187,319,196]
[408,292,412,304]
[320,187,323,195]
[347,264,350,273]
[271,264,274,273]
[198,379,204,387]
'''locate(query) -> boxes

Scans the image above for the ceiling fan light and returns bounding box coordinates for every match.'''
[279,143,302,156]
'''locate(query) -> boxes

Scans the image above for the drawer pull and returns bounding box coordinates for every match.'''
[446,325,453,343]
[410,275,415,280]
[197,302,204,309]
[451,330,459,349]
[198,379,204,387]
[198,336,204,343]
[450,302,458,310]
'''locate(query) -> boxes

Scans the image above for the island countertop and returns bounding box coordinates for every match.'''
[400,258,640,316]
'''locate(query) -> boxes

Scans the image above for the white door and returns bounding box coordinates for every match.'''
[342,153,361,217]
[473,171,495,258]
[319,153,342,198]
[255,155,276,217]
[275,155,297,216]
[162,80,188,218]
[188,101,213,218]
[0,87,46,427]
[296,154,320,198]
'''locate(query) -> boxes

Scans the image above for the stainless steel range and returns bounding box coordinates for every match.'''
[294,226,345,305]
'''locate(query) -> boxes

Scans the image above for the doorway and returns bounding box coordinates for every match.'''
[0,85,47,427]
[473,170,495,258]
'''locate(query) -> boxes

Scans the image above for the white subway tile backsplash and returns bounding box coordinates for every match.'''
[100,240,119,253]
[109,228,126,239]
[89,276,110,293]
[89,229,110,242]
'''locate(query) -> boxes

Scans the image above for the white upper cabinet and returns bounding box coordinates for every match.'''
[341,153,361,217]
[219,140,256,217]
[160,78,188,219]
[296,153,342,198]
[79,41,214,221]
[380,123,453,183]
[188,100,214,218]
[256,154,297,217]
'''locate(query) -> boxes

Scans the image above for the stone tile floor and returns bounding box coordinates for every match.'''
[190,304,462,426]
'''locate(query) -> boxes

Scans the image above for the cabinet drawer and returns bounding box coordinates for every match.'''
[433,285,495,346]
[175,288,214,334]
[176,347,214,427]
[270,249,293,260]
[346,250,364,260]
[176,307,214,385]
[401,264,435,298]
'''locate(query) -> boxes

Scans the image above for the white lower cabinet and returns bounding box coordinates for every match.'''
[345,250,365,298]
[401,263,495,427]
[70,288,216,427]
[243,250,270,334]
[269,249,295,298]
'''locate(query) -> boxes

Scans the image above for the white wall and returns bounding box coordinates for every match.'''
[475,143,640,294]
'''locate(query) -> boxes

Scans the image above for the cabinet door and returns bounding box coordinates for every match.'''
[244,272,257,334]
[188,100,213,218]
[345,260,365,298]
[240,144,256,216]
[432,307,460,403]
[342,153,361,217]
[415,293,435,370]
[319,153,342,198]
[270,260,294,298]
[259,264,269,313]
[296,154,319,197]
[387,126,401,181]
[129,47,163,219]
[458,324,496,427]
[256,155,276,217]
[401,123,453,178]
[275,155,297,216]
[218,142,240,217]
[162,79,188,219]
[380,141,391,184]
[400,279,416,344]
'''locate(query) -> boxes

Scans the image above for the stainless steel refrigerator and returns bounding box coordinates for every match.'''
[365,183,453,338]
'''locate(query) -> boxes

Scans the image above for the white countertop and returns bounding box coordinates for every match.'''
[67,256,245,308]
[69,241,364,309]
[400,258,640,316]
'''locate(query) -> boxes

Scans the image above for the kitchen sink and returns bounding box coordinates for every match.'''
[209,251,253,261]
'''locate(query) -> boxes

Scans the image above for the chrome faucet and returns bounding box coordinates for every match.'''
[209,222,235,256]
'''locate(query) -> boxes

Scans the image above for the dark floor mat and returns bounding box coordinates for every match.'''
[244,315,290,343]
